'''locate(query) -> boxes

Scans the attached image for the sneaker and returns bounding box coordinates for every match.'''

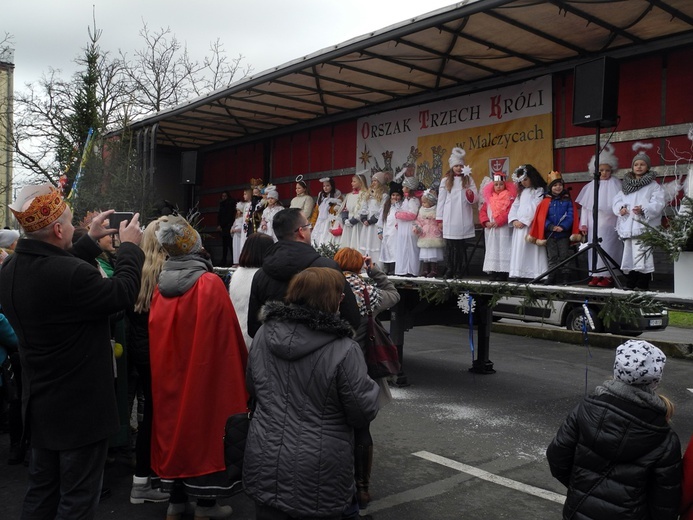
[596,277,614,288]
[194,503,233,519]
[166,502,187,520]
[588,276,602,286]
[130,476,170,504]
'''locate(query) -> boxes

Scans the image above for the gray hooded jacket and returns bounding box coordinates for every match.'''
[243,302,380,517]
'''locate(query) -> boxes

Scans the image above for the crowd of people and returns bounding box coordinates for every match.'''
[0,139,689,520]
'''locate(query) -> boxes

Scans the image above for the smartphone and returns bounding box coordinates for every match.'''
[108,212,134,231]
[108,211,135,237]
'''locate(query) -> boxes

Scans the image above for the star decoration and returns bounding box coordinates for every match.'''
[360,145,372,167]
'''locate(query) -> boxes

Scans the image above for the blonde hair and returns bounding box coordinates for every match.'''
[369,180,387,203]
[444,168,471,192]
[134,216,169,313]
[660,394,675,423]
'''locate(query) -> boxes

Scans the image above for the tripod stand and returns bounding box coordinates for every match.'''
[531,123,623,287]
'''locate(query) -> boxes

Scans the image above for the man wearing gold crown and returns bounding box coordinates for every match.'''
[0,184,144,519]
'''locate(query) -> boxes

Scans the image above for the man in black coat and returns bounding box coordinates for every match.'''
[217,191,236,266]
[0,184,144,520]
[247,208,361,338]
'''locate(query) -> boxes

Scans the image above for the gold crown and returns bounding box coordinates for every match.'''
[10,186,67,233]
[547,170,563,185]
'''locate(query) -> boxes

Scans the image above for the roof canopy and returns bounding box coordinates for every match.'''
[123,0,693,151]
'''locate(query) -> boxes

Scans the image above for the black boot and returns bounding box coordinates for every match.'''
[625,271,638,289]
[636,272,650,290]
[354,445,373,509]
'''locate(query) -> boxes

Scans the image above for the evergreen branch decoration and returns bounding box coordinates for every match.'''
[598,293,664,328]
[638,196,693,262]
[315,242,340,259]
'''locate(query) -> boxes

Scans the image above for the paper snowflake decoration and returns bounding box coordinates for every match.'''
[457,292,476,314]
[461,165,473,177]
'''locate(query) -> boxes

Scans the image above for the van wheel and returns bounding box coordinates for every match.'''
[566,307,603,333]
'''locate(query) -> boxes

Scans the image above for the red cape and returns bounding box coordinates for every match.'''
[149,272,248,479]
[527,197,582,245]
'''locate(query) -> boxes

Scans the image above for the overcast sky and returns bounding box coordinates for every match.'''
[4,0,457,92]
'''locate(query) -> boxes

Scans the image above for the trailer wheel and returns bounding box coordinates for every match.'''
[566,307,603,333]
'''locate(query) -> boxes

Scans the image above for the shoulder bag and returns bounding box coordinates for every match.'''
[363,287,401,379]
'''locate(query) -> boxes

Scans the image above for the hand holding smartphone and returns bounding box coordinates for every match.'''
[108,212,134,248]
[108,212,134,232]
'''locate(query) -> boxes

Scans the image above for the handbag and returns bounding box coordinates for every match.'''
[223,410,251,494]
[363,287,401,379]
[329,224,343,236]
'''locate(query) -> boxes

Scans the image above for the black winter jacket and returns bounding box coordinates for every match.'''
[546,380,681,520]
[247,240,360,337]
[243,302,380,517]
[0,237,143,450]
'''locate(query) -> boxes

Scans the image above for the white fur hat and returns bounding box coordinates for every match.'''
[266,189,279,200]
[448,147,466,168]
[588,143,619,174]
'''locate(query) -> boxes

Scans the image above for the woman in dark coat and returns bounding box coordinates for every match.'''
[243,267,380,520]
[546,340,681,520]
[333,247,399,509]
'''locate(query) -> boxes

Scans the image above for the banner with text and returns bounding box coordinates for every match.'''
[355,75,553,189]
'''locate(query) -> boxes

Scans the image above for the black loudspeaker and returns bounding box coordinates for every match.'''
[181,151,199,185]
[572,57,619,128]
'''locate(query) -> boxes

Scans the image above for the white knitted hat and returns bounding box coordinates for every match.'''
[613,340,666,390]
[448,147,466,168]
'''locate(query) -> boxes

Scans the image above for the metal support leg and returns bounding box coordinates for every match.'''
[388,301,410,387]
[470,295,495,374]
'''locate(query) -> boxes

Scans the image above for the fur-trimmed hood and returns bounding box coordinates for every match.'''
[258,301,354,361]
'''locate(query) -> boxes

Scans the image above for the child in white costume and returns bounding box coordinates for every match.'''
[377,183,402,275]
[414,189,445,277]
[311,177,343,248]
[479,173,517,281]
[230,202,244,266]
[289,177,315,221]
[260,188,284,242]
[508,164,548,281]
[575,143,623,288]
[339,173,368,250]
[360,171,388,263]
[394,184,421,276]
[612,142,665,290]
[238,189,252,256]
[437,147,478,278]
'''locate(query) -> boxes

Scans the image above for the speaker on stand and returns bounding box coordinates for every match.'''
[180,150,200,212]
[532,56,623,288]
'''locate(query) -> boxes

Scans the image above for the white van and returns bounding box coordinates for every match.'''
[492,296,668,336]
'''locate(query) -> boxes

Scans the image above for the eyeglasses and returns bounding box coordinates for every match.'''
[294,223,312,233]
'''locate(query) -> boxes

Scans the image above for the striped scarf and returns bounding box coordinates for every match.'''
[622,170,656,195]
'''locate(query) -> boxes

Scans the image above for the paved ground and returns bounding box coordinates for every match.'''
[2,324,692,520]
